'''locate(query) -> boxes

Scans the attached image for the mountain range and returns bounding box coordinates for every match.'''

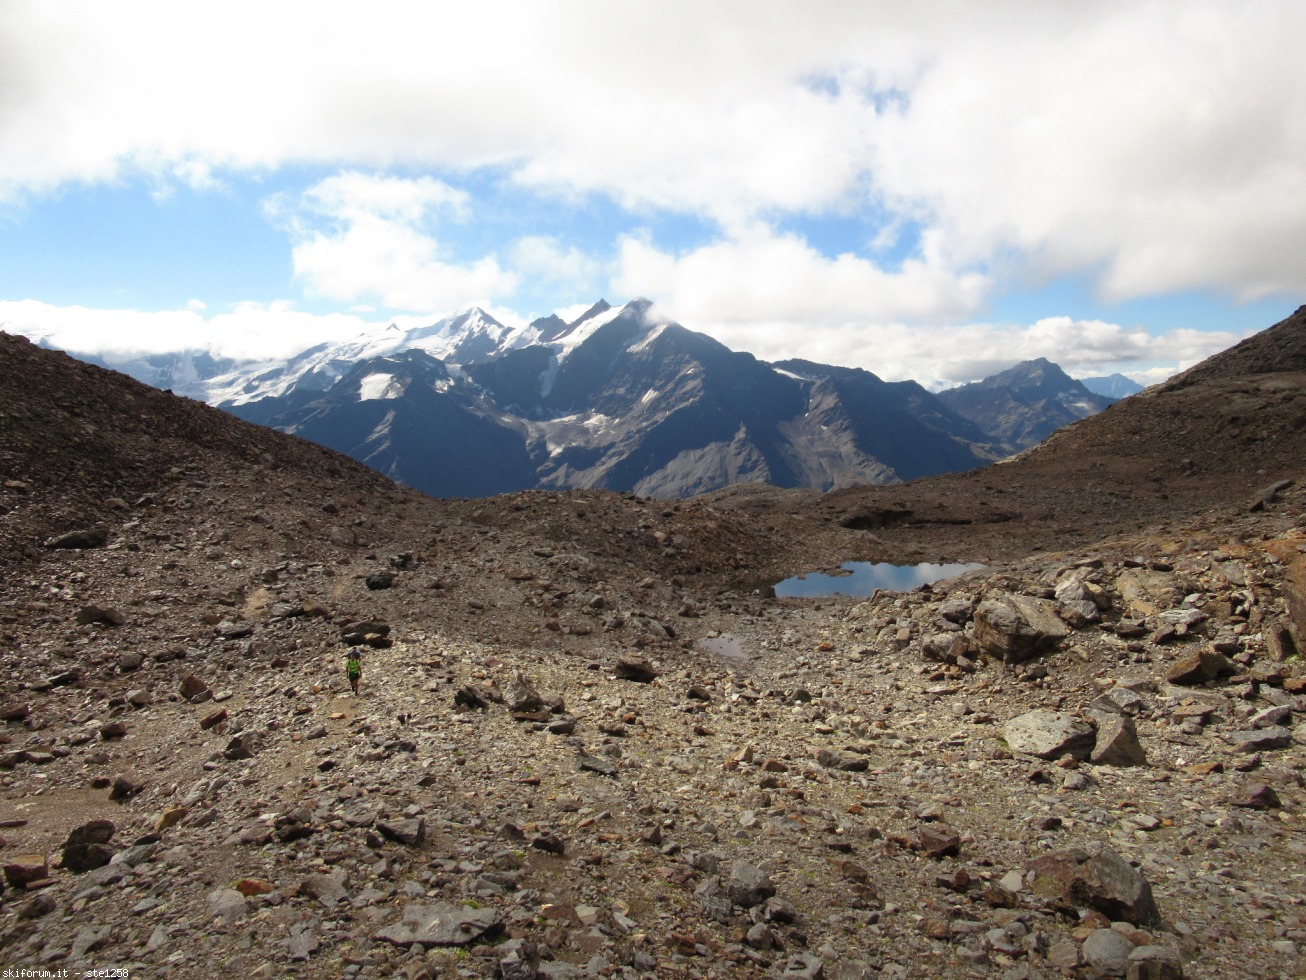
[40,300,1127,499]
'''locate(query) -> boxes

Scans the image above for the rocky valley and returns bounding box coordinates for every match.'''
[0,305,1304,979]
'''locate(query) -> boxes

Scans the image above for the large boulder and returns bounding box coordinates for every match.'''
[1004,710,1096,760]
[377,817,426,847]
[179,674,211,703]
[974,595,1071,662]
[3,854,49,888]
[373,903,502,947]
[503,672,544,713]
[46,526,108,549]
[1027,847,1162,927]
[727,862,777,907]
[61,820,117,873]
[1165,648,1238,685]
[614,656,659,683]
[1089,712,1148,767]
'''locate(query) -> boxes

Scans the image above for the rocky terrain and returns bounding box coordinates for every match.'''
[0,307,1303,979]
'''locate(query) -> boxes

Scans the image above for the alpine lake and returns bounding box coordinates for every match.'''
[697,561,984,663]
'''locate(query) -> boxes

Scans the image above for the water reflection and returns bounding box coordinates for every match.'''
[773,561,984,599]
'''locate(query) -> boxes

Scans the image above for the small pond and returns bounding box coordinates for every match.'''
[772,561,984,599]
[696,634,751,661]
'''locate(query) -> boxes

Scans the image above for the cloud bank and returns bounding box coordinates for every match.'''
[0,1,1300,384]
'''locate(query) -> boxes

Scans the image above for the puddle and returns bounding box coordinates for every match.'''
[773,561,984,599]
[697,634,752,662]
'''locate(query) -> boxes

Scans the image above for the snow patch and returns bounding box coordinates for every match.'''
[359,373,398,400]
[627,324,667,354]
[640,389,659,405]
[548,304,628,361]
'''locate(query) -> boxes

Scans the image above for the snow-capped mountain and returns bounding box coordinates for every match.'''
[206,308,540,407]
[937,357,1119,453]
[226,299,1006,498]
[30,301,1124,499]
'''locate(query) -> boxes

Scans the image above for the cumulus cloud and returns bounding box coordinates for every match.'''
[269,172,516,311]
[506,236,604,297]
[3,1,1302,307]
[769,316,1246,391]
[865,3,1306,301]
[614,223,989,332]
[1,0,1301,367]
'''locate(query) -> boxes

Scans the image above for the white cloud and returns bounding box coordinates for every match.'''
[271,172,516,311]
[0,296,1249,391]
[506,236,603,295]
[613,222,990,336]
[864,3,1306,301]
[1,2,1303,327]
[0,297,417,361]
[782,317,1248,391]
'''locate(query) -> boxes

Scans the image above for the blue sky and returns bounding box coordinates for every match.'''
[1,2,1302,388]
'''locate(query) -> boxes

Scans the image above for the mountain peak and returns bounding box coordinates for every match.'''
[939,357,1113,452]
[569,300,612,328]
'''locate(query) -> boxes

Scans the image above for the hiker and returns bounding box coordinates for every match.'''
[347,648,362,695]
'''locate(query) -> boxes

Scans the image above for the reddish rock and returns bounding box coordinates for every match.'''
[179,674,211,702]
[916,826,961,859]
[0,703,30,723]
[1166,648,1238,685]
[1026,847,1162,927]
[199,708,228,730]
[61,820,117,873]
[99,720,128,740]
[3,854,49,889]
[1231,782,1282,810]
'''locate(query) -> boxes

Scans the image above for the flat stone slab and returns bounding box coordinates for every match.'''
[373,902,502,947]
[1224,726,1292,752]
[1004,710,1095,760]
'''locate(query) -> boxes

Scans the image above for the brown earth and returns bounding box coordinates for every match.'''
[0,308,1303,979]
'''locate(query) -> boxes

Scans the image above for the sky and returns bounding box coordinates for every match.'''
[1,1,1303,389]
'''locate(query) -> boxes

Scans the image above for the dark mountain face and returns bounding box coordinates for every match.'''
[226,301,1004,498]
[775,360,1002,481]
[230,349,535,498]
[937,357,1116,453]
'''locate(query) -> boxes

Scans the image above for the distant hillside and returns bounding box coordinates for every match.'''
[938,357,1116,453]
[1080,373,1143,399]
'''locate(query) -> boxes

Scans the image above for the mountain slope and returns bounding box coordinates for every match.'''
[937,357,1117,452]
[227,349,537,498]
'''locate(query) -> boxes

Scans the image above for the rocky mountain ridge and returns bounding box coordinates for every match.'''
[0,306,1303,978]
